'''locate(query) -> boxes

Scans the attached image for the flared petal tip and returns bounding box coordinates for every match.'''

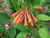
[24,24,28,26]
[30,22,34,26]
[34,20,38,23]
[12,14,16,17]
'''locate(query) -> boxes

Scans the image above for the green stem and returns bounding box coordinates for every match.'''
[35,24,40,29]
[26,0,30,8]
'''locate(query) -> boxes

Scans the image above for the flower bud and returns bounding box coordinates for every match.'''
[30,6,43,10]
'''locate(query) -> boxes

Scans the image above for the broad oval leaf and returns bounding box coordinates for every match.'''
[39,28,49,38]
[0,12,10,24]
[37,14,50,21]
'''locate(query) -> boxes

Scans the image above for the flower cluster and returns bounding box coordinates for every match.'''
[12,7,42,26]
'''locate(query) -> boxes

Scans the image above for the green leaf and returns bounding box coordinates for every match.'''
[37,14,50,21]
[13,23,31,31]
[32,0,46,6]
[45,12,50,16]
[31,8,40,16]
[0,25,5,33]
[48,33,50,38]
[36,21,45,26]
[39,28,49,38]
[18,0,22,7]
[16,32,31,38]
[0,12,10,24]
[7,26,16,38]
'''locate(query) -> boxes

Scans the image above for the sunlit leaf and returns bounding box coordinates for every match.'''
[39,28,49,38]
[37,14,50,21]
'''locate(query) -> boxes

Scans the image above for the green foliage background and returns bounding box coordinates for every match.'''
[0,0,50,38]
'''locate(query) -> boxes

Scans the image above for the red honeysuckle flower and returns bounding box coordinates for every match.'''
[16,11,24,24]
[13,10,22,24]
[18,16,24,24]
[26,8,32,23]
[12,8,22,17]
[29,9,38,23]
[24,8,28,26]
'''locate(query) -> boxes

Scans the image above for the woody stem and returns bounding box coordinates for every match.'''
[35,24,40,29]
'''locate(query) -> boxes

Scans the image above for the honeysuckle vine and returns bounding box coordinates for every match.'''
[12,7,43,26]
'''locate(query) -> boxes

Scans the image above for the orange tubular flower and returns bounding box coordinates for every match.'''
[30,6,43,11]
[16,11,24,24]
[13,10,22,24]
[18,16,24,24]
[24,8,28,26]
[12,8,22,17]
[26,8,32,23]
[29,9,38,23]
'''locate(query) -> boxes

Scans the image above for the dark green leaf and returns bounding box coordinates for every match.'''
[32,0,46,6]
[36,22,45,26]
[45,12,50,16]
[0,25,5,33]
[0,12,10,24]
[7,26,16,38]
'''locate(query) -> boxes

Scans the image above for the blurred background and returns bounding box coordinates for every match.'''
[0,0,50,38]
